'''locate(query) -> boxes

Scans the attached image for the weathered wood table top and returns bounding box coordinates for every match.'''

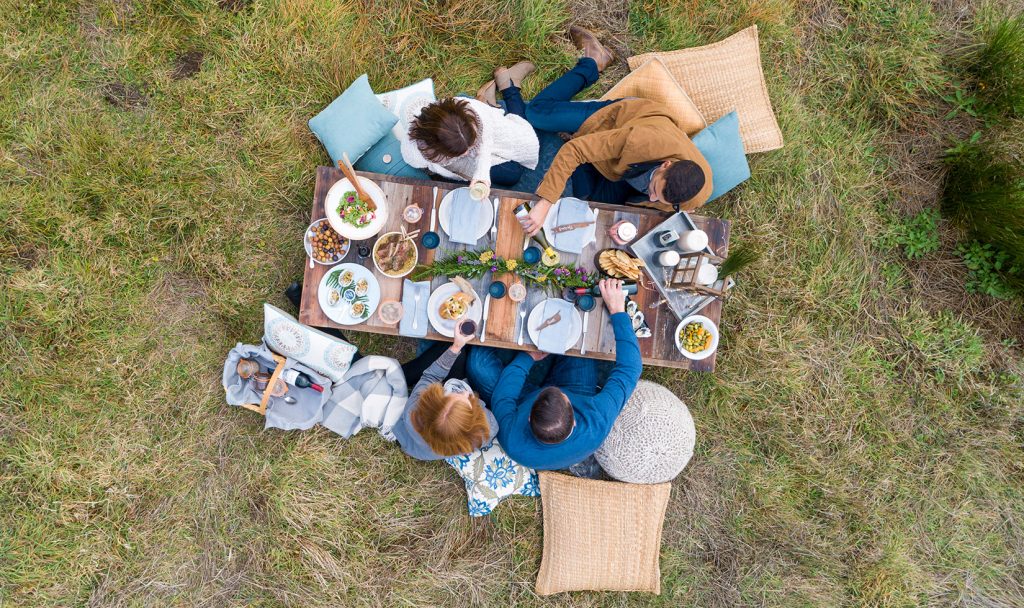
[299,167,730,371]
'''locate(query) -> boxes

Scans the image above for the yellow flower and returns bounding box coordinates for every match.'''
[536,274,547,282]
[544,247,555,257]
[505,259,518,271]
[479,250,494,262]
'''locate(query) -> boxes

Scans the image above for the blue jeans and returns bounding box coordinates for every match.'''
[489,85,529,187]
[525,58,619,133]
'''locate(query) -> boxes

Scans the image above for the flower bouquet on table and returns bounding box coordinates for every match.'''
[411,249,598,293]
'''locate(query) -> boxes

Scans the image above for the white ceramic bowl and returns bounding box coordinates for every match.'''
[324,176,389,240]
[371,231,419,278]
[303,218,350,266]
[674,314,719,360]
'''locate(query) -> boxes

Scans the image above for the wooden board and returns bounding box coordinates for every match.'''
[299,168,730,371]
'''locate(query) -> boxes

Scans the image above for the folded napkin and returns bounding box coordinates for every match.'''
[448,188,481,245]
[399,279,430,338]
[536,299,574,355]
[552,197,593,254]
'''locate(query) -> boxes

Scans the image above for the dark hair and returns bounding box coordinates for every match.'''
[530,387,574,444]
[661,160,706,205]
[408,98,478,163]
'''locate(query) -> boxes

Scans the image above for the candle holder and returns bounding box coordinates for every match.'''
[667,251,727,298]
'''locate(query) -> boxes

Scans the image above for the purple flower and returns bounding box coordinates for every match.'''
[490,265,498,272]
[457,256,465,263]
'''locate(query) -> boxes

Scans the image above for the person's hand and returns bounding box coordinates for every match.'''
[599,278,627,315]
[518,199,552,236]
[452,324,474,352]
[528,351,549,361]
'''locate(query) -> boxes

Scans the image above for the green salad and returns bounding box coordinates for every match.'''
[338,191,376,228]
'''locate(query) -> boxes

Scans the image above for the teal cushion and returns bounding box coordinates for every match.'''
[354,131,430,179]
[692,111,750,202]
[308,74,397,166]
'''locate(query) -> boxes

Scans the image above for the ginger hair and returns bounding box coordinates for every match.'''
[410,383,490,456]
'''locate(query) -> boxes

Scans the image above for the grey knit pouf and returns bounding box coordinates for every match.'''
[595,380,696,484]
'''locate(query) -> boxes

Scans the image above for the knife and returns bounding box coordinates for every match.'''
[552,221,596,233]
[479,294,491,343]
[430,186,438,232]
[580,310,590,354]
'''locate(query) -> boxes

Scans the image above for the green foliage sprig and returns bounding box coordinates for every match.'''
[411,248,598,292]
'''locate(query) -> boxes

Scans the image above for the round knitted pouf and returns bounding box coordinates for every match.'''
[595,380,696,484]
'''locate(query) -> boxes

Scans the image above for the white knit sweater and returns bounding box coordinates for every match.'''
[398,98,539,185]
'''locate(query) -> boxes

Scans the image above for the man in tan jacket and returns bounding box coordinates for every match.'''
[514,27,713,236]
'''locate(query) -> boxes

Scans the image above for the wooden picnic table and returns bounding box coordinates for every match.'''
[299,167,730,371]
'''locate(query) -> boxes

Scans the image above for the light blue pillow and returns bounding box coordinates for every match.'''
[691,111,750,202]
[308,74,398,166]
[354,131,430,179]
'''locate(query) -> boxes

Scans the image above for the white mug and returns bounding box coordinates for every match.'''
[656,250,681,267]
[678,229,708,252]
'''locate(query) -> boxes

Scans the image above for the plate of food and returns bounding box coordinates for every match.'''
[526,298,582,351]
[304,218,350,265]
[427,281,484,338]
[438,187,494,241]
[318,263,381,325]
[372,231,419,278]
[674,314,719,360]
[324,176,389,240]
[595,248,644,281]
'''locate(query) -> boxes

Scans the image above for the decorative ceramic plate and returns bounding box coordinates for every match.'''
[542,197,598,253]
[318,263,381,326]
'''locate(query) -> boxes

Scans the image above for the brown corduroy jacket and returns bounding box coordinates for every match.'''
[535,98,713,213]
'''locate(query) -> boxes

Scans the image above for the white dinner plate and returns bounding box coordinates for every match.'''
[527,298,583,352]
[318,263,381,326]
[324,176,389,240]
[438,187,494,243]
[427,281,484,338]
[542,197,598,253]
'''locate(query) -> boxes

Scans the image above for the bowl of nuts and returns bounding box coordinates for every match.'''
[674,315,719,360]
[304,218,350,266]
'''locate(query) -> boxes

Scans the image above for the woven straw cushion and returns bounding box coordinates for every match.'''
[628,25,783,153]
[535,472,670,595]
[599,57,706,135]
[595,380,696,484]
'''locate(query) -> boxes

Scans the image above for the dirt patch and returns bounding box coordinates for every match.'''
[171,51,204,81]
[102,82,148,110]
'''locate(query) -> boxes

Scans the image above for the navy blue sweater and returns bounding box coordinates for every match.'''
[491,312,642,470]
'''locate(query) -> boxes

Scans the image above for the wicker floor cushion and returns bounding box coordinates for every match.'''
[628,25,783,153]
[535,472,671,595]
[600,57,706,135]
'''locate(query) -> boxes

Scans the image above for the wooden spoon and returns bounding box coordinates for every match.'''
[338,152,375,211]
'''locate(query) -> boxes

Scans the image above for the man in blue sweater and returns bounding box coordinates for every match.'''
[466,278,643,470]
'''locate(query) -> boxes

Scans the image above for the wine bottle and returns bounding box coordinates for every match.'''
[573,282,639,297]
[281,369,324,393]
[512,202,554,252]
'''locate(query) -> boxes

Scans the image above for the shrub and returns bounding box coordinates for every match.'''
[941,134,1024,293]
[968,13,1024,118]
[956,241,1020,299]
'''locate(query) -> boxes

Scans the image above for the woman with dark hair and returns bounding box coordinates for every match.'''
[399,63,539,190]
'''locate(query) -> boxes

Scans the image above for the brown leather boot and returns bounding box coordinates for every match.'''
[475,79,497,106]
[494,61,536,91]
[568,25,614,72]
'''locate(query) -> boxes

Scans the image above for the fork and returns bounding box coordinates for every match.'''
[516,304,527,346]
[489,197,499,244]
[412,290,421,330]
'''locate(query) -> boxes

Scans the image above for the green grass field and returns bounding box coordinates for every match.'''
[2,0,1023,605]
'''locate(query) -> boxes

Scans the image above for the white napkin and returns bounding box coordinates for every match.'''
[552,197,593,254]
[399,279,430,338]
[448,188,481,245]
[536,299,573,355]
